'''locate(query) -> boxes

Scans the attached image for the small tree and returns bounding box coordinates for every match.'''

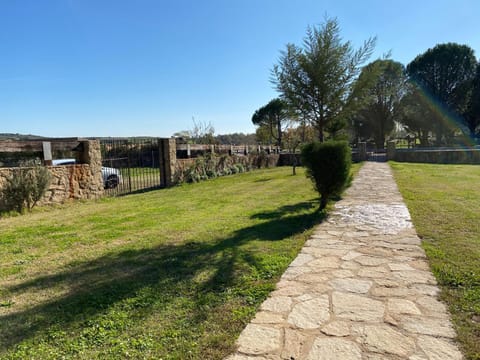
[0,161,51,213]
[301,141,351,210]
[272,17,375,142]
[190,118,216,144]
[355,59,406,148]
[251,98,291,147]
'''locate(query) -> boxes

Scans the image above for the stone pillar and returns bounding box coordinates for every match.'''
[78,140,104,197]
[358,142,367,161]
[159,138,177,187]
[387,141,396,161]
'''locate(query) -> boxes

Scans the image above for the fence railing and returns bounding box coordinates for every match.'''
[175,143,281,159]
[100,138,162,196]
[0,138,83,167]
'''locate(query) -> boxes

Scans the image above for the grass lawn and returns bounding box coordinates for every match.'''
[0,166,355,359]
[391,162,480,360]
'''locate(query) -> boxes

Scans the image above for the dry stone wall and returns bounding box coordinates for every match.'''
[0,164,104,206]
[0,140,104,206]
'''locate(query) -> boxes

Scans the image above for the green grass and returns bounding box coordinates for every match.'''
[391,162,480,360]
[0,166,356,359]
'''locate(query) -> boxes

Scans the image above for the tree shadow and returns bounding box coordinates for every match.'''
[250,201,320,220]
[0,200,322,355]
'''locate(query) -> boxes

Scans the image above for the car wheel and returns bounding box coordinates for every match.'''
[105,175,119,189]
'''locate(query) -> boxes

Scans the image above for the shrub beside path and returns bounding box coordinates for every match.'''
[227,162,463,359]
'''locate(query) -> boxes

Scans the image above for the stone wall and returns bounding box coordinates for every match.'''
[173,153,282,184]
[389,144,480,164]
[0,164,104,205]
[0,140,104,206]
[278,153,302,166]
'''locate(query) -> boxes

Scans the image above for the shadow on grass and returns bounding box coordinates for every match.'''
[0,200,323,355]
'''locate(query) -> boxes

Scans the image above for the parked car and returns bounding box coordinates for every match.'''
[102,165,123,189]
[52,159,122,189]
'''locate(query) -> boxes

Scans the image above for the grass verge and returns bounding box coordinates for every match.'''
[391,162,480,360]
[0,166,355,359]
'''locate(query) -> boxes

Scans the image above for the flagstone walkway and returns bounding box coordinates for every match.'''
[227,162,463,360]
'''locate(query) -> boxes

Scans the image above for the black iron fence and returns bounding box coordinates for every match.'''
[100,138,161,196]
[366,147,387,162]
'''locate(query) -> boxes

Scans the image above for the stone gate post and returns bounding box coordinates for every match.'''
[78,140,104,197]
[358,142,367,161]
[159,138,177,187]
[387,141,396,161]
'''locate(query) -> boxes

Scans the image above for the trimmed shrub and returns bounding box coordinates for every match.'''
[0,161,51,213]
[301,141,351,210]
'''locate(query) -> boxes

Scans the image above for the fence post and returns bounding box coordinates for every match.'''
[187,143,191,158]
[78,140,104,197]
[42,142,53,166]
[387,141,396,161]
[358,142,367,161]
[159,138,177,187]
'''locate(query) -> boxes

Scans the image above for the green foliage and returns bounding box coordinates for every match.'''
[177,153,252,184]
[407,43,477,144]
[301,141,351,209]
[354,59,406,148]
[466,63,480,138]
[0,161,51,214]
[396,84,437,146]
[251,98,291,147]
[214,133,257,145]
[272,17,375,142]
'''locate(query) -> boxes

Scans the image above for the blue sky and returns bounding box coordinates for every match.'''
[1,0,479,138]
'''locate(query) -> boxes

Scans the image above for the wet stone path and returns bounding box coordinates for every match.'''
[227,162,462,360]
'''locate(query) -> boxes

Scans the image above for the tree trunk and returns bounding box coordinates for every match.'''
[292,154,297,176]
[277,116,282,148]
[318,114,324,142]
[320,194,328,210]
[301,119,306,142]
[318,122,324,142]
[419,131,429,147]
[435,129,443,146]
[375,134,385,149]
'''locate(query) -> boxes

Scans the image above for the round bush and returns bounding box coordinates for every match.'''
[301,140,351,209]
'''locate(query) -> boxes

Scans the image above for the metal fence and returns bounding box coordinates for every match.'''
[366,147,387,162]
[100,138,161,196]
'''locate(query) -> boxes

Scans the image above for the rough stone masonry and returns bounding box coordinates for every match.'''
[227,162,463,360]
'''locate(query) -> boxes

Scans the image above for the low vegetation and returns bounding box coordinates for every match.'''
[0,161,51,214]
[301,141,352,209]
[391,162,480,360]
[0,166,358,359]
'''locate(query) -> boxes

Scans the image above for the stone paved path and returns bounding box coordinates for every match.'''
[226,162,463,360]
